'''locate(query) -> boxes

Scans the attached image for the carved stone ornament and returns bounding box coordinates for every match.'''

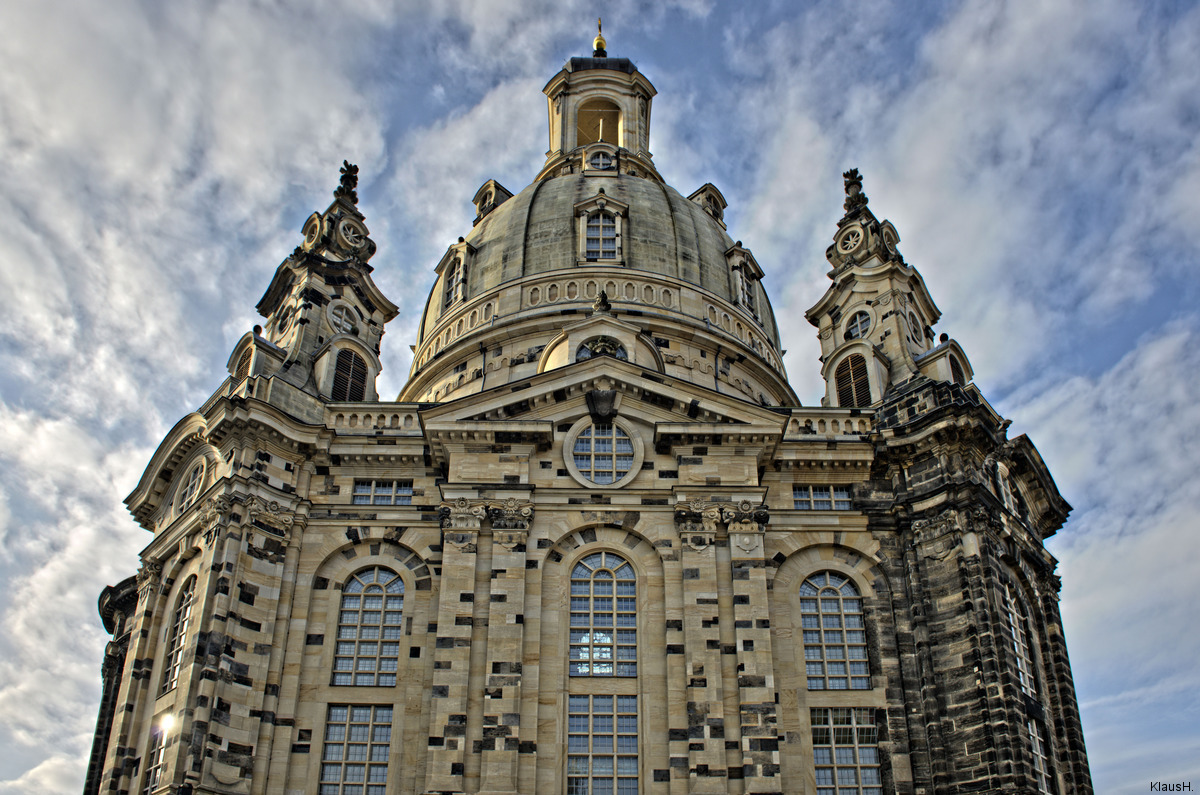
[200,495,233,535]
[721,500,770,534]
[674,499,722,551]
[440,498,488,530]
[135,560,163,600]
[334,160,359,205]
[592,290,613,314]
[243,495,296,539]
[842,168,868,213]
[911,508,961,542]
[488,498,535,531]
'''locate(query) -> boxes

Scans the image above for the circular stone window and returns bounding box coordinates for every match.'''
[836,224,864,255]
[564,416,644,489]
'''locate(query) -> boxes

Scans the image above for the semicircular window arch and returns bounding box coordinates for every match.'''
[800,571,870,690]
[333,566,405,686]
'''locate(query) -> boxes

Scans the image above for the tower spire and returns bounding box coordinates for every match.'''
[593,17,607,57]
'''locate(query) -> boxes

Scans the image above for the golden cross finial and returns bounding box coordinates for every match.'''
[594,17,607,54]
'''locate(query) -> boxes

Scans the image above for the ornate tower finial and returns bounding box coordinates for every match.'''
[593,17,607,57]
[842,168,868,213]
[335,160,360,205]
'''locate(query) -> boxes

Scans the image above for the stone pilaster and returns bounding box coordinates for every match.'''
[673,499,729,791]
[723,501,780,793]
[479,499,534,795]
[425,498,487,795]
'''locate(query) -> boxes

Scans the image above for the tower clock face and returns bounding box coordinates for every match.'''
[337,219,367,251]
[837,225,864,254]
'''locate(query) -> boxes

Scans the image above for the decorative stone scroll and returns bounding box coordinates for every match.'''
[242,495,299,539]
[135,560,163,601]
[673,498,722,551]
[487,498,534,531]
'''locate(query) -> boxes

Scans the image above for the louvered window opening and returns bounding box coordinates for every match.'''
[570,552,637,677]
[950,355,966,386]
[801,572,870,690]
[332,349,367,401]
[235,350,252,380]
[586,213,618,260]
[161,576,196,694]
[835,354,870,407]
[333,567,404,687]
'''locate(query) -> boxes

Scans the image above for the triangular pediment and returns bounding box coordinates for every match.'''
[422,356,788,430]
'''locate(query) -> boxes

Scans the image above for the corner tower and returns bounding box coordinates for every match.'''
[806,169,974,407]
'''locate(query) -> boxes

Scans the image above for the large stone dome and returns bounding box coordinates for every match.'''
[398,56,793,407]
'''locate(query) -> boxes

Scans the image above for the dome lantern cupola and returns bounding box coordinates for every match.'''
[537,28,660,182]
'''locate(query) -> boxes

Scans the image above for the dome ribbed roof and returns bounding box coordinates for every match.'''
[447,172,780,349]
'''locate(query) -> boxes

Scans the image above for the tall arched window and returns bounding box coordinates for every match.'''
[568,551,639,795]
[333,567,405,686]
[142,726,168,795]
[570,552,636,676]
[585,212,618,260]
[332,349,367,402]
[176,461,205,513]
[834,354,871,408]
[1002,584,1055,794]
[161,576,196,694]
[800,572,870,690]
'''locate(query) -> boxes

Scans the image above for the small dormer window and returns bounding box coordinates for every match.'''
[234,350,252,381]
[444,258,465,307]
[586,212,618,260]
[735,265,757,317]
[844,311,871,341]
[588,151,614,170]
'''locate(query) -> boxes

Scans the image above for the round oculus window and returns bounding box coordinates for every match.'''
[837,225,864,254]
[588,151,614,170]
[564,416,644,488]
[329,303,356,334]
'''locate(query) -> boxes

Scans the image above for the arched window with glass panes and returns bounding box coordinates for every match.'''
[1002,583,1056,794]
[800,572,870,690]
[333,567,405,686]
[568,551,639,795]
[161,575,196,694]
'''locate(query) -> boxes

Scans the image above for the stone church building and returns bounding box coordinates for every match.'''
[85,31,1092,795]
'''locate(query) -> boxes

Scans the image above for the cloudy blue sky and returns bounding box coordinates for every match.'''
[0,0,1196,792]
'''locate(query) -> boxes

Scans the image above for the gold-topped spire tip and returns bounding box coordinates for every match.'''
[593,17,607,55]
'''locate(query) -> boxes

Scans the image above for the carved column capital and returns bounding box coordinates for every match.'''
[486,498,534,531]
[135,560,162,600]
[673,498,722,551]
[440,497,488,530]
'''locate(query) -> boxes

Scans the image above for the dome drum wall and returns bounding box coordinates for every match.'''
[402,268,791,405]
